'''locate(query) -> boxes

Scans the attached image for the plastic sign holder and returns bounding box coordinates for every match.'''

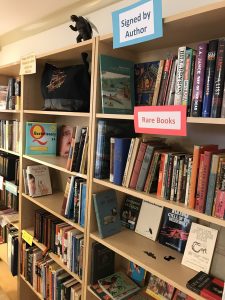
[134,106,187,136]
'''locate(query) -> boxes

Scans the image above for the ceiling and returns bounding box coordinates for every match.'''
[0,0,120,46]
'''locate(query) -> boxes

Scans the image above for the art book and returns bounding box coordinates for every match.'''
[26,165,52,197]
[146,273,175,300]
[134,61,159,106]
[182,223,218,273]
[135,201,163,241]
[25,122,57,155]
[93,189,121,238]
[158,208,196,253]
[100,55,134,114]
[120,196,142,230]
[98,271,140,300]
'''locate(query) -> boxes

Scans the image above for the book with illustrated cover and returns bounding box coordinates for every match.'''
[127,261,146,287]
[58,125,73,157]
[26,165,52,197]
[172,290,194,300]
[98,271,140,300]
[90,283,112,299]
[100,55,134,114]
[182,223,218,273]
[25,122,57,155]
[146,274,175,300]
[134,61,159,106]
[158,208,196,253]
[120,196,142,230]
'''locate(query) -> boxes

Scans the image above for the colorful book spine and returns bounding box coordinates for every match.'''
[211,38,225,117]
[202,40,218,117]
[152,60,165,106]
[174,46,187,105]
[185,156,193,206]
[191,43,207,117]
[157,152,166,197]
[214,190,225,218]
[195,153,205,212]
[166,59,178,105]
[122,138,135,186]
[157,58,173,106]
[136,145,154,191]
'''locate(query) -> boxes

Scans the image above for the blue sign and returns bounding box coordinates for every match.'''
[112,0,163,49]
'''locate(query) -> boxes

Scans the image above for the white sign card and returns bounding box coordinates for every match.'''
[20,53,36,75]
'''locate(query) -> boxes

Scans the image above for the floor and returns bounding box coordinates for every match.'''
[0,260,17,300]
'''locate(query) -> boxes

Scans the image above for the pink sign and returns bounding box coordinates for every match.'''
[134,105,187,136]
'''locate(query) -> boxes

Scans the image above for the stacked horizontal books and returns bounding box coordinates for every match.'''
[21,242,82,299]
[34,210,84,278]
[0,120,20,152]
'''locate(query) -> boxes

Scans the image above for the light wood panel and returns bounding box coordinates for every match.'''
[0,243,8,264]
[0,148,19,156]
[24,110,90,117]
[20,275,43,300]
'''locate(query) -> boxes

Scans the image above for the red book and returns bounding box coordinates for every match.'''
[200,277,224,300]
[214,190,225,219]
[157,153,166,197]
[157,58,173,106]
[129,142,147,189]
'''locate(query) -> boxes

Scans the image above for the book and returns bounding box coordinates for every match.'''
[100,55,134,114]
[158,208,196,253]
[79,182,87,227]
[127,262,146,287]
[0,85,8,110]
[134,61,159,105]
[157,57,173,106]
[93,189,121,238]
[120,196,142,230]
[26,165,52,197]
[182,223,218,273]
[152,60,165,106]
[172,290,194,300]
[166,59,178,106]
[73,127,88,172]
[110,138,115,182]
[174,46,187,105]
[58,125,73,157]
[25,122,57,155]
[90,283,112,299]
[91,242,115,284]
[214,190,225,219]
[186,272,211,295]
[135,201,163,241]
[98,271,140,300]
[146,273,175,300]
[201,277,224,300]
[122,138,135,186]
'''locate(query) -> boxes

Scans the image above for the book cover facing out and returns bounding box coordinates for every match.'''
[25,122,57,155]
[100,55,134,114]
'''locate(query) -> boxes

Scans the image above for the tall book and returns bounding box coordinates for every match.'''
[191,43,207,117]
[122,138,135,186]
[201,40,218,117]
[120,196,142,230]
[100,55,134,114]
[174,46,187,105]
[166,59,178,105]
[58,125,73,157]
[157,58,173,106]
[152,60,165,106]
[211,38,225,117]
[110,137,115,182]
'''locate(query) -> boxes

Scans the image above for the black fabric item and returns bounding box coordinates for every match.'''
[41,52,90,112]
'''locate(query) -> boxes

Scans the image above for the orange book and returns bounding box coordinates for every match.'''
[188,145,218,209]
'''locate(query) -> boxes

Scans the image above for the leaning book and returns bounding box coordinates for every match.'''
[100,55,134,114]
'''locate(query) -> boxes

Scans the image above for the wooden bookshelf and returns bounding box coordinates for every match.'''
[24,110,90,117]
[0,148,20,156]
[20,275,43,300]
[0,243,8,264]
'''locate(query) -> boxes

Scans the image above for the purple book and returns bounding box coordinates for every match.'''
[191,43,207,117]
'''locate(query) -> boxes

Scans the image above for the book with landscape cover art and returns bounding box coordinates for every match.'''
[100,55,134,114]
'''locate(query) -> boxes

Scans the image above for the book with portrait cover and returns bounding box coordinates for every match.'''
[100,55,134,114]
[158,208,196,253]
[120,196,142,230]
[58,125,73,157]
[26,165,52,197]
[25,122,57,155]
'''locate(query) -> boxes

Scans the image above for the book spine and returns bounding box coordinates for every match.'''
[211,38,225,117]
[136,145,154,191]
[180,155,189,203]
[185,157,193,206]
[109,137,115,182]
[220,83,225,118]
[174,46,186,105]
[187,52,196,116]
[214,190,225,218]
[152,60,165,106]
[143,154,155,193]
[165,154,174,200]
[7,78,16,110]
[166,59,178,105]
[74,128,87,172]
[122,138,135,186]
[191,43,207,117]
[195,153,205,212]
[157,153,166,197]
[129,143,147,189]
[170,155,178,201]
[157,58,173,106]
[202,40,218,117]
[177,158,184,202]
[161,154,168,197]
[189,146,200,208]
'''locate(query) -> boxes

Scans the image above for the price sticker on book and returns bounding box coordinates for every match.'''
[22,230,33,246]
[134,105,187,136]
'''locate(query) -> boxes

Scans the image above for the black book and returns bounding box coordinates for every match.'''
[186,271,211,294]
[11,235,18,276]
[91,242,115,284]
[74,127,88,172]
[121,196,142,230]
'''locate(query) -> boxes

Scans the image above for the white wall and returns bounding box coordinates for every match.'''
[0,0,222,65]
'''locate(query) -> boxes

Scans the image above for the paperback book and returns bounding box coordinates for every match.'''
[120,196,142,230]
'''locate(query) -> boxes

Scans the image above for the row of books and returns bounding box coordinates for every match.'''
[0,186,19,212]
[0,77,21,110]
[61,176,86,226]
[7,226,18,276]
[0,224,7,243]
[34,210,84,277]
[21,242,82,299]
[0,120,20,152]
[0,152,19,182]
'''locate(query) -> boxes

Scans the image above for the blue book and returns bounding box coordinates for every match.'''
[65,176,75,219]
[113,138,131,186]
[79,183,87,227]
[93,189,121,238]
[25,122,57,155]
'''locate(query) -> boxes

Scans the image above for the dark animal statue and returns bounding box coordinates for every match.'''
[69,15,93,43]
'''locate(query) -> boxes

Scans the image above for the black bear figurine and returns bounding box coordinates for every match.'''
[69,15,93,43]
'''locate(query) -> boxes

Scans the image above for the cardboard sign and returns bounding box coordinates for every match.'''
[112,0,162,48]
[134,106,187,136]
[22,230,33,246]
[20,53,36,75]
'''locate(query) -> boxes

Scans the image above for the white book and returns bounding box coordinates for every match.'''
[135,201,163,241]
[174,46,186,105]
[182,222,218,273]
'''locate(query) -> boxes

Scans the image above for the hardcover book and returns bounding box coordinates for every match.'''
[135,201,163,241]
[157,57,173,106]
[134,61,159,105]
[158,208,196,253]
[146,273,175,300]
[100,55,134,114]
[58,125,73,157]
[182,223,218,273]
[25,122,57,155]
[186,272,212,295]
[0,85,8,110]
[120,196,142,230]
[200,277,224,300]
[93,189,121,238]
[26,165,52,197]
[127,261,146,287]
[172,290,194,300]
[174,46,187,105]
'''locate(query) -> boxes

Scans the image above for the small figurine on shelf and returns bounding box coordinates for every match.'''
[69,15,93,43]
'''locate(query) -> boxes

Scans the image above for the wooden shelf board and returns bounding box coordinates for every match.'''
[10,221,20,230]
[0,61,20,76]
[0,110,20,114]
[20,275,43,300]
[0,148,19,156]
[87,286,98,299]
[23,155,87,179]
[90,230,204,300]
[23,110,90,117]
[22,192,84,233]
[93,179,225,227]
[0,243,7,264]
[24,227,82,283]
[96,113,134,120]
